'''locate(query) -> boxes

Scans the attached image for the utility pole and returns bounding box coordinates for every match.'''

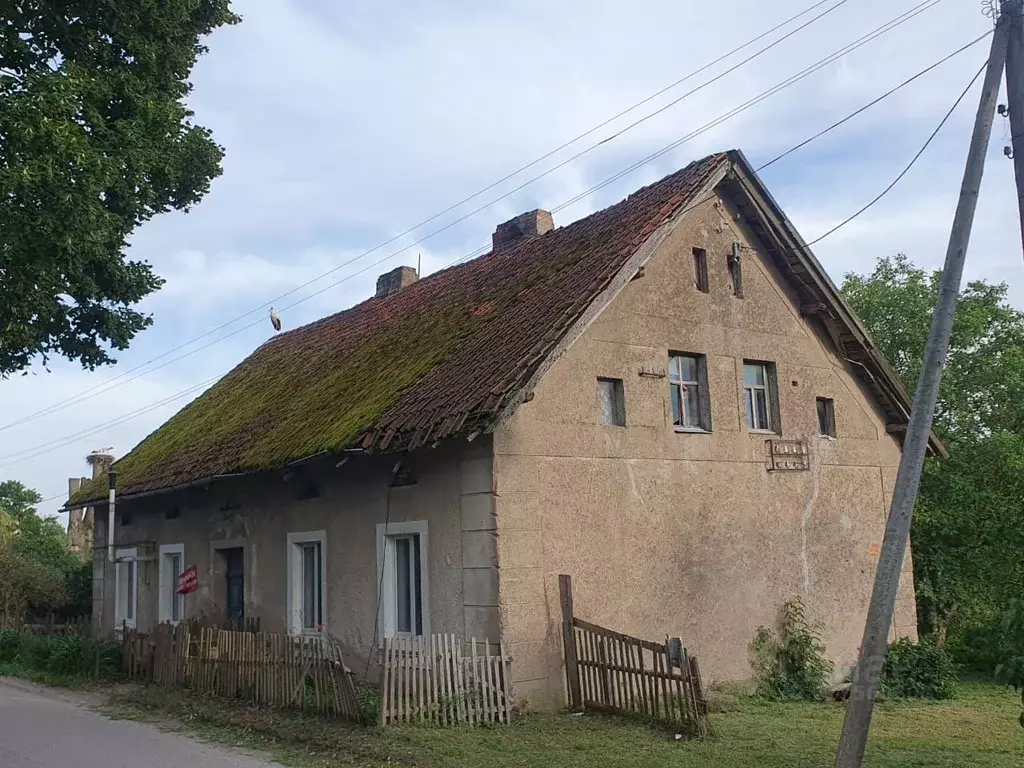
[834,10,1010,768]
[1004,0,1024,252]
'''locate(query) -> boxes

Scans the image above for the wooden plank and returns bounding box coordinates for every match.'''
[456,634,468,724]
[558,575,582,710]
[500,636,513,723]
[483,639,494,724]
[623,637,634,712]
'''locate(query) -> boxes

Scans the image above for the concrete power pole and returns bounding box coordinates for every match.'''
[834,11,1010,768]
[1004,0,1024,251]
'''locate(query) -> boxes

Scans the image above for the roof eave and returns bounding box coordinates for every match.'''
[723,149,947,458]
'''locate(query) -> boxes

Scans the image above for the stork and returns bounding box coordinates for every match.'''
[269,307,282,332]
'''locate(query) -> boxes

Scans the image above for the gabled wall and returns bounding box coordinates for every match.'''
[493,191,917,708]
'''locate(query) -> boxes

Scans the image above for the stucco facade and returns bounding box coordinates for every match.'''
[95,440,499,674]
[492,193,917,708]
[91,175,918,712]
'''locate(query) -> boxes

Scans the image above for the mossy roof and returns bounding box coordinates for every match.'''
[71,153,729,504]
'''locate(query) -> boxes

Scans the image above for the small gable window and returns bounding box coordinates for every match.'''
[728,243,744,298]
[692,248,709,293]
[669,354,711,431]
[816,397,836,438]
[597,378,626,426]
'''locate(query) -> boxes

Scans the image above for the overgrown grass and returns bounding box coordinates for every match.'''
[0,629,122,687]
[100,681,1024,768]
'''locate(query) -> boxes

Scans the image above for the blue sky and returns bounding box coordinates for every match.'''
[2,0,1021,521]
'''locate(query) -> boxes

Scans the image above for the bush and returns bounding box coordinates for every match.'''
[0,631,122,681]
[880,638,958,700]
[0,628,19,664]
[751,597,833,701]
[356,682,379,723]
[994,597,1024,727]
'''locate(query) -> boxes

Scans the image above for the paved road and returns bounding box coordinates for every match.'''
[0,678,282,768]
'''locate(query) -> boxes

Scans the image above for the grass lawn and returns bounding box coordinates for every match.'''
[100,681,1024,768]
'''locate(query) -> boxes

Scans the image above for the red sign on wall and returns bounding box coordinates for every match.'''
[177,565,198,595]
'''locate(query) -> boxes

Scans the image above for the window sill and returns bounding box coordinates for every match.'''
[748,428,779,435]
[673,426,711,434]
[818,434,837,441]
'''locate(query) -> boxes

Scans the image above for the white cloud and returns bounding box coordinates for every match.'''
[3,0,1021,524]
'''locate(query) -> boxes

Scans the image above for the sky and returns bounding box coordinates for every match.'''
[2,0,1021,523]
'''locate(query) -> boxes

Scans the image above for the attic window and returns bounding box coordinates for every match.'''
[727,243,744,298]
[669,354,711,431]
[816,397,836,438]
[692,248,709,293]
[597,378,626,426]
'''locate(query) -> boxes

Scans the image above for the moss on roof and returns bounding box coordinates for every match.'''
[72,153,729,505]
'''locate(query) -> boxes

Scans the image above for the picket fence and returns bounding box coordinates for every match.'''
[123,622,361,721]
[560,575,710,737]
[378,634,513,725]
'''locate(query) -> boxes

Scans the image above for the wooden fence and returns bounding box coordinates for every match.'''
[559,575,709,737]
[123,622,361,721]
[378,634,513,726]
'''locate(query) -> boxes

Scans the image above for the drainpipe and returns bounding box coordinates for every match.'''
[107,470,117,562]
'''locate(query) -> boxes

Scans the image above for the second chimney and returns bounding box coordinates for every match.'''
[376,265,419,298]
[492,209,553,252]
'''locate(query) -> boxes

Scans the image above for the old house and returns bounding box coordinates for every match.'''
[70,150,938,708]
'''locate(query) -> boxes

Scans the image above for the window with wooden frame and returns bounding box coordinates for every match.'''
[114,547,138,630]
[377,520,430,639]
[287,531,326,634]
[743,360,779,432]
[597,377,626,426]
[692,248,709,293]
[727,242,744,298]
[669,354,711,431]
[159,543,186,625]
[816,397,836,438]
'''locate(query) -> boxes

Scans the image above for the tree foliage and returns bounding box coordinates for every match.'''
[0,480,90,622]
[0,1,239,376]
[842,255,1024,658]
[994,598,1024,727]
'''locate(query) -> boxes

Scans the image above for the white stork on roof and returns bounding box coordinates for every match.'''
[269,307,282,332]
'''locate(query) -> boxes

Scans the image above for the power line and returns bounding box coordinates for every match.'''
[0,377,220,469]
[0,31,986,469]
[746,57,988,252]
[0,0,892,434]
[551,0,945,214]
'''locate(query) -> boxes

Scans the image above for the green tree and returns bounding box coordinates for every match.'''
[0,481,71,622]
[0,2,239,376]
[842,255,1024,655]
[0,480,70,572]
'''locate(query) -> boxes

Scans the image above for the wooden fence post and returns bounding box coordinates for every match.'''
[558,574,582,711]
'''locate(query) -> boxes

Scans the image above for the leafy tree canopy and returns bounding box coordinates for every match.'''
[842,255,1024,654]
[0,1,239,376]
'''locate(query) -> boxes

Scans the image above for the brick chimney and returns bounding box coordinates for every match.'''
[375,265,418,298]
[492,209,554,251]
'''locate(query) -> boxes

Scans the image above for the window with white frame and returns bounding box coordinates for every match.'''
[376,521,429,639]
[744,360,778,432]
[159,543,185,624]
[287,531,326,634]
[669,353,711,431]
[114,547,138,630]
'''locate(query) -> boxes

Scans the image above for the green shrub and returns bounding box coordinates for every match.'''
[0,628,19,663]
[0,631,122,681]
[751,597,833,701]
[994,597,1024,727]
[356,683,379,723]
[880,638,958,700]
